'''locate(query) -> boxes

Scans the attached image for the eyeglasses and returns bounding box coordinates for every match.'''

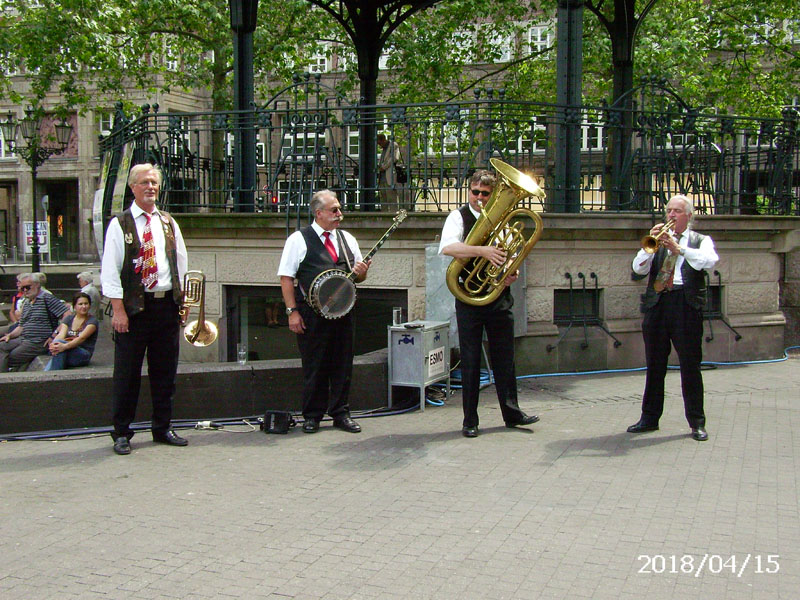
[470,189,491,197]
[20,285,33,291]
[326,207,342,213]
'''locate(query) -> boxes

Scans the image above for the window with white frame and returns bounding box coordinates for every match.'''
[309,51,328,73]
[347,127,359,157]
[164,39,179,71]
[527,23,555,54]
[520,118,547,153]
[582,119,603,151]
[484,30,513,63]
[97,111,113,137]
[0,128,12,159]
[280,131,326,161]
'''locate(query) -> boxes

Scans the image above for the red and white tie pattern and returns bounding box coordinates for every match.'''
[135,213,159,289]
[323,231,338,262]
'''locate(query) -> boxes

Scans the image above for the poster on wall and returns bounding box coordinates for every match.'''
[110,143,133,215]
[24,221,50,255]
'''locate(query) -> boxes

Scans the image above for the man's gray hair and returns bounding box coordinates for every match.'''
[30,272,47,285]
[77,271,94,284]
[310,189,337,214]
[128,163,163,187]
[668,194,694,216]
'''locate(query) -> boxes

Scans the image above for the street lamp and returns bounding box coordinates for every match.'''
[0,107,73,271]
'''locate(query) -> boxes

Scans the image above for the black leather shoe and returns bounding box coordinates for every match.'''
[113,437,131,455]
[153,430,188,446]
[302,419,320,433]
[505,414,540,428]
[462,426,479,438]
[333,417,361,433]
[691,427,709,441]
[627,420,659,433]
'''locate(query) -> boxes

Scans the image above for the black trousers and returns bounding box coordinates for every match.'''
[295,304,353,421]
[111,295,180,440]
[640,289,705,428]
[455,290,527,428]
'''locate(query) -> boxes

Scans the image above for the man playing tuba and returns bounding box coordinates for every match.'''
[439,169,540,438]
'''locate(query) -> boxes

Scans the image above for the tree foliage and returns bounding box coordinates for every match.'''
[1,0,798,117]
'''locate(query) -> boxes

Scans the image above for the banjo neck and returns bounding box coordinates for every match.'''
[345,210,407,282]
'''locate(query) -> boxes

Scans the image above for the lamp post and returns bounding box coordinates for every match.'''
[0,107,73,272]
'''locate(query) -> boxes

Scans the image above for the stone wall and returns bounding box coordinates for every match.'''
[176,212,800,372]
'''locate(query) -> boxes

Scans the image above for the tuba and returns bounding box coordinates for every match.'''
[180,270,218,347]
[446,158,545,306]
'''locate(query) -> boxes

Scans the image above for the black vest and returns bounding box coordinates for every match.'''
[457,204,512,307]
[641,230,707,312]
[458,204,479,283]
[118,209,182,317]
[295,226,353,301]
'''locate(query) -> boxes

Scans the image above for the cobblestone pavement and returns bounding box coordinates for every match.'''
[1,356,798,600]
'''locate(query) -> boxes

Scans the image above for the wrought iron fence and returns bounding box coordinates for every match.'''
[98,75,800,222]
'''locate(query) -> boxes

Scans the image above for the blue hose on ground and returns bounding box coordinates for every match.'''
[4,348,797,441]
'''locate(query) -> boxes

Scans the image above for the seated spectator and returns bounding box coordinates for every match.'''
[45,292,99,371]
[77,271,102,317]
[5,274,25,334]
[0,273,70,371]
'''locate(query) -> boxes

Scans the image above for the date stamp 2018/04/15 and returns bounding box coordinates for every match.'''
[637,554,780,577]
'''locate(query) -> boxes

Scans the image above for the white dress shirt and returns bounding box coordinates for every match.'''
[277,222,364,278]
[101,204,188,299]
[438,205,481,254]
[632,229,718,285]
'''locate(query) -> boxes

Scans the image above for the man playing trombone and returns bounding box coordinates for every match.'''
[629,194,718,441]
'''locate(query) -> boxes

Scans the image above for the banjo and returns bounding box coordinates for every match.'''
[307,210,407,319]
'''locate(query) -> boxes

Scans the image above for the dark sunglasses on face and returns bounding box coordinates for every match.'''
[21,285,33,291]
[470,189,491,197]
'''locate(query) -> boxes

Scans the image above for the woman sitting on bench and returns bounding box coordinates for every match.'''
[45,293,99,371]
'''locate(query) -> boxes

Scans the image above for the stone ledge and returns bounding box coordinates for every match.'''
[0,349,389,436]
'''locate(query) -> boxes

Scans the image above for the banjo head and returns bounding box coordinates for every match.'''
[308,269,357,319]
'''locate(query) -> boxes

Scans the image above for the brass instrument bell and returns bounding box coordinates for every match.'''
[181,271,218,347]
[640,218,676,254]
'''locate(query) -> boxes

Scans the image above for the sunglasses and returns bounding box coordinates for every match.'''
[470,189,491,197]
[20,285,33,291]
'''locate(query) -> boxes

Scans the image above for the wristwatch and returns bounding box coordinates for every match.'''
[679,247,686,256]
[285,306,298,316]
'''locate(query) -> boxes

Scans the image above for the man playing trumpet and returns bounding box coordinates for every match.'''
[629,194,718,441]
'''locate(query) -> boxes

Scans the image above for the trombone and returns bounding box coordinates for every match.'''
[640,218,676,254]
[180,270,218,347]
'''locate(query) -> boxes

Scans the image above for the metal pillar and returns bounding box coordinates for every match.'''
[230,0,258,212]
[553,0,584,213]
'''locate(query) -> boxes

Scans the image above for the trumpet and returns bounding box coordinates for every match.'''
[180,271,218,347]
[640,218,676,254]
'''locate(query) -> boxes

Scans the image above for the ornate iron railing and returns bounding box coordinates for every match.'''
[98,75,799,222]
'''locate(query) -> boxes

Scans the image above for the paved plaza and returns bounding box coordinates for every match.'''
[1,355,798,599]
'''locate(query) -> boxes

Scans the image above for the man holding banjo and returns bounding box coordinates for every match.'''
[278,189,370,434]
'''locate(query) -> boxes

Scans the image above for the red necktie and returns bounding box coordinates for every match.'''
[135,213,159,289]
[323,231,338,262]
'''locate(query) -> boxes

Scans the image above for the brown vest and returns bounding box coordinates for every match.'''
[118,209,182,317]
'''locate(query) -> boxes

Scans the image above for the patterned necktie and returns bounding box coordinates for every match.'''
[135,213,159,289]
[653,251,677,293]
[323,231,338,262]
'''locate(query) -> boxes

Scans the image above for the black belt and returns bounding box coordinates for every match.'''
[663,285,684,293]
[145,290,172,300]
